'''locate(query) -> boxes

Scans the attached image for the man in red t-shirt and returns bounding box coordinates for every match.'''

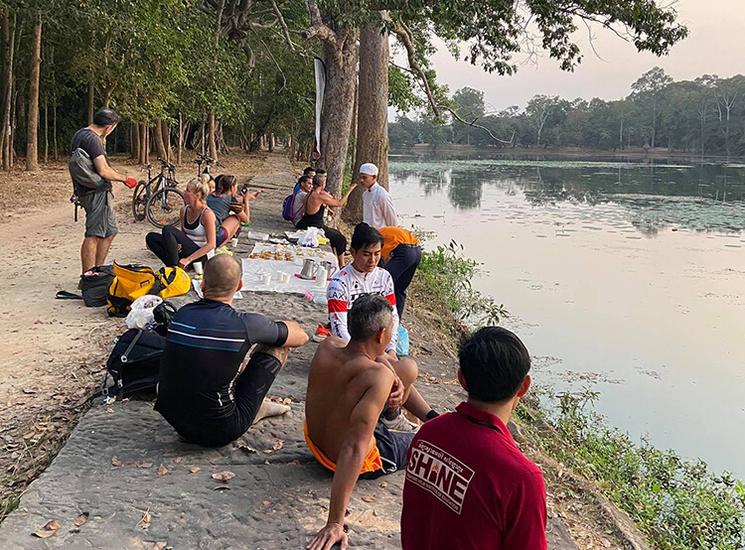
[401,326,547,550]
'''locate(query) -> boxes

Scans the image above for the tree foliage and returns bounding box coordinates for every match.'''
[390,69,745,157]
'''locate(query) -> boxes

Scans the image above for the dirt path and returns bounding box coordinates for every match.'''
[0,153,264,516]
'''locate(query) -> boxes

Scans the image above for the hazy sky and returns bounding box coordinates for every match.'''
[421,0,745,114]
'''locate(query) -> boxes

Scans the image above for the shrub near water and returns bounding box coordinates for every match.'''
[520,391,745,550]
[415,239,508,325]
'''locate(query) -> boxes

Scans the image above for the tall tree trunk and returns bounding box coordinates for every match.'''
[319,30,359,196]
[52,96,57,160]
[153,119,168,160]
[346,21,388,222]
[131,122,140,161]
[87,81,94,125]
[177,112,183,165]
[208,111,217,160]
[43,94,48,163]
[25,15,42,171]
[1,9,16,170]
[161,119,170,162]
[138,123,147,164]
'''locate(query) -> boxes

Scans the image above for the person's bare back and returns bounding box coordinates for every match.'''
[305,336,394,463]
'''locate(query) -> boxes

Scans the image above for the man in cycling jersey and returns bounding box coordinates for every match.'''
[326,223,438,432]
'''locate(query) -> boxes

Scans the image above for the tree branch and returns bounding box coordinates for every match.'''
[271,0,296,51]
[392,21,514,145]
[305,0,336,46]
[391,20,440,117]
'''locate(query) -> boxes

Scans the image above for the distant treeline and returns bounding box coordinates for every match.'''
[390,67,745,157]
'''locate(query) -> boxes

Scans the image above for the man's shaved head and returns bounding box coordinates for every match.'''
[204,255,242,298]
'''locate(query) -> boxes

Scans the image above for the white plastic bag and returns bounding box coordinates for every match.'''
[299,227,321,247]
[125,295,163,329]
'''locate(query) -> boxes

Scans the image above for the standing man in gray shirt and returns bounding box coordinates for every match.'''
[69,107,136,273]
[360,163,397,229]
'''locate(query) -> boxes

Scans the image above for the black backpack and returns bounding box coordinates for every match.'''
[80,265,115,307]
[104,328,165,400]
[55,264,115,307]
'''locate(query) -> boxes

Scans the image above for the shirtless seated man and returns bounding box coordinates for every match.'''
[155,254,308,447]
[305,294,433,550]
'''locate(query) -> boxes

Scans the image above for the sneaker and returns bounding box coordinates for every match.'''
[312,324,331,342]
[380,410,419,432]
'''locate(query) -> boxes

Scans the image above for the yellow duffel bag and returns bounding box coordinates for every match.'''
[107,263,191,317]
[157,266,191,299]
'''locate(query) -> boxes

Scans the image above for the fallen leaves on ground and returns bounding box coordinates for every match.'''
[138,509,151,529]
[212,485,230,491]
[73,512,89,527]
[265,439,284,453]
[236,442,257,454]
[32,519,61,538]
[157,464,168,476]
[111,456,123,467]
[210,470,236,482]
[173,456,183,464]
[189,466,201,474]
[361,495,375,503]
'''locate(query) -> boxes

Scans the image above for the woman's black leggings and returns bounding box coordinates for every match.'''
[296,221,347,257]
[145,225,207,267]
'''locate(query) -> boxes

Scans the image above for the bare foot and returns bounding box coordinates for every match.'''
[252,398,291,425]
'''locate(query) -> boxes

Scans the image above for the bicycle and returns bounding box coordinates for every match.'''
[193,154,223,179]
[131,158,186,228]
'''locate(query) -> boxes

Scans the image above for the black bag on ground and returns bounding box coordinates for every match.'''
[104,328,164,399]
[79,265,114,307]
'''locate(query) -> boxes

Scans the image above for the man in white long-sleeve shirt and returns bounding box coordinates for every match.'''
[360,163,398,229]
[327,223,439,432]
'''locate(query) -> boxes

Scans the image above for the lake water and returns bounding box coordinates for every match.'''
[388,152,745,480]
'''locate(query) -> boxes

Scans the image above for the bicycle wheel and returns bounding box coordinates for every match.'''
[145,187,185,228]
[131,181,150,221]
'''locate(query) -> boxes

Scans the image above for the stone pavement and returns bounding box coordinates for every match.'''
[0,154,578,549]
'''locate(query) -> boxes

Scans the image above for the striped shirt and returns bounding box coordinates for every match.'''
[326,264,399,352]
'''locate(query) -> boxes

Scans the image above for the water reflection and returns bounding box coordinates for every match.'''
[390,155,745,233]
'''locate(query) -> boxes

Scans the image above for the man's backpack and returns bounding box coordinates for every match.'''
[69,147,108,196]
[282,192,297,221]
[107,263,191,317]
[104,328,165,399]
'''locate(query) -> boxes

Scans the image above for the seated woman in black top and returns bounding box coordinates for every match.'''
[296,174,357,267]
[145,175,223,268]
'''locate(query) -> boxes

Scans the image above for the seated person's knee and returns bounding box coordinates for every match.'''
[395,357,418,386]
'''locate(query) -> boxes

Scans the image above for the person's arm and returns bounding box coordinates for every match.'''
[383,273,399,352]
[327,278,351,343]
[278,320,309,347]
[179,209,217,268]
[307,368,393,550]
[320,183,357,208]
[501,471,548,550]
[92,155,129,183]
[381,191,398,227]
[241,313,308,348]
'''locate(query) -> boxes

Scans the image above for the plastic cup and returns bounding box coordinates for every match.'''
[193,262,204,276]
[231,237,239,248]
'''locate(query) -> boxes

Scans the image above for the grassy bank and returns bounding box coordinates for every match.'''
[411,239,745,550]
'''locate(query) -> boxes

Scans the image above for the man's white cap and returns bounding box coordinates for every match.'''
[358,163,379,177]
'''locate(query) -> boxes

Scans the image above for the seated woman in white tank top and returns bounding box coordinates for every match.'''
[145,176,220,269]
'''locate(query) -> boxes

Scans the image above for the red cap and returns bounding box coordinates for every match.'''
[124,177,138,189]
